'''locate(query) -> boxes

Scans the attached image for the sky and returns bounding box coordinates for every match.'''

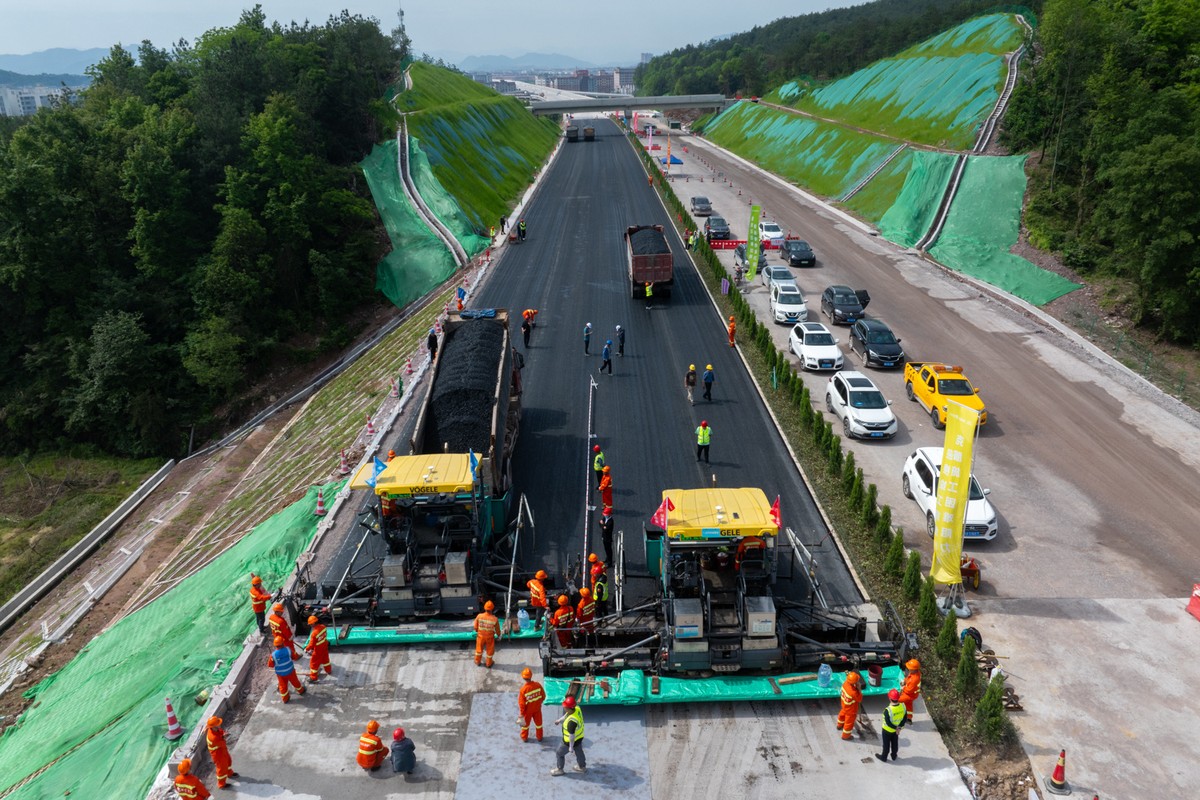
[0,0,857,66]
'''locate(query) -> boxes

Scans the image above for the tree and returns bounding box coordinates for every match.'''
[902,551,922,600]
[183,316,247,394]
[884,531,905,576]
[935,608,959,662]
[917,576,940,633]
[974,673,1009,742]
[955,639,980,696]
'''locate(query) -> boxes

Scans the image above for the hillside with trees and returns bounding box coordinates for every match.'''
[0,8,400,458]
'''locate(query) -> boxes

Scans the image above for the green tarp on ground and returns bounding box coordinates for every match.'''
[361,139,457,309]
[0,482,341,800]
[878,150,959,247]
[408,135,490,256]
[930,156,1080,305]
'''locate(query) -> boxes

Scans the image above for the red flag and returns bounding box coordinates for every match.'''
[650,496,675,530]
[770,495,781,528]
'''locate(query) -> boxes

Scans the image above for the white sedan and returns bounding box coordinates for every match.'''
[789,321,844,371]
[901,447,998,541]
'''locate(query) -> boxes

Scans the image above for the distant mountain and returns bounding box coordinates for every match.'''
[0,48,109,75]
[458,53,599,72]
[0,68,90,88]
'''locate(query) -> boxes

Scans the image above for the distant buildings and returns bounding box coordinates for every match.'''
[0,85,68,116]
[471,67,635,95]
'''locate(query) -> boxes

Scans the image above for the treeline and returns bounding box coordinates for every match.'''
[1002,0,1200,343]
[635,0,1039,97]
[0,8,401,457]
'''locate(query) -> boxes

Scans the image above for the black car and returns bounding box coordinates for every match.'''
[690,196,713,216]
[704,216,731,240]
[820,285,870,325]
[733,242,769,267]
[848,318,905,368]
[780,239,816,267]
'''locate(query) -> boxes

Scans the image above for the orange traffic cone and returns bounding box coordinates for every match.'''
[337,449,351,476]
[1044,749,1071,795]
[314,489,327,517]
[405,357,413,376]
[389,378,399,398]
[164,697,184,740]
[365,416,375,436]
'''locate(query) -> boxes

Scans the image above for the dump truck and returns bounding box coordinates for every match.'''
[539,487,907,680]
[583,126,595,141]
[566,127,579,142]
[625,225,674,299]
[298,309,522,624]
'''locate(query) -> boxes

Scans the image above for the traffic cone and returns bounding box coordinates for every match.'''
[389,378,399,398]
[314,489,327,517]
[405,357,413,376]
[164,697,184,740]
[365,416,375,436]
[1044,749,1071,795]
[337,449,351,476]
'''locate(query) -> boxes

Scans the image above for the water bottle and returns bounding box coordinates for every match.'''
[817,663,833,688]
[517,607,532,632]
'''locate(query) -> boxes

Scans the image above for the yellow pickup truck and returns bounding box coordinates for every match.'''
[903,362,987,429]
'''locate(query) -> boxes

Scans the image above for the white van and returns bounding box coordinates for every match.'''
[770,283,808,324]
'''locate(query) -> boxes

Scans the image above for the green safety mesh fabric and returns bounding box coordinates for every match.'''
[361,139,457,308]
[843,147,913,216]
[773,14,1023,150]
[930,155,1080,305]
[877,150,959,247]
[0,482,342,800]
[408,135,490,255]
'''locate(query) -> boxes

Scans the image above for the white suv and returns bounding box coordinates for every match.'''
[826,371,897,439]
[770,283,808,324]
[789,321,844,371]
[758,220,785,247]
[901,447,998,541]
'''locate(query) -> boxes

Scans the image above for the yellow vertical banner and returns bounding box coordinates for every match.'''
[930,402,980,585]
[746,205,762,281]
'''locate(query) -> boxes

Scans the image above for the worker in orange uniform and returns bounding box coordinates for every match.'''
[205,716,237,788]
[898,659,921,723]
[474,600,501,668]
[304,615,332,683]
[576,587,596,644]
[598,466,613,508]
[836,671,863,740]
[527,570,549,628]
[173,758,210,799]
[522,308,538,328]
[518,667,546,742]
[356,720,387,771]
[267,603,300,659]
[727,315,736,347]
[268,635,306,703]
[249,575,272,633]
[551,595,575,647]
[588,554,605,593]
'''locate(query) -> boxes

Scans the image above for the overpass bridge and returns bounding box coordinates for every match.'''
[529,94,730,116]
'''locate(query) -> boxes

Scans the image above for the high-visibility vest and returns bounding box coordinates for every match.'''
[269,614,291,640]
[250,585,270,612]
[840,683,861,707]
[696,426,711,445]
[359,733,384,758]
[475,612,499,635]
[207,728,225,756]
[520,681,545,709]
[593,452,605,473]
[593,574,610,601]
[578,599,595,619]
[528,579,547,607]
[645,283,653,297]
[307,625,327,650]
[562,707,585,742]
[882,702,906,733]
[272,647,294,676]
[174,775,206,799]
[554,607,574,628]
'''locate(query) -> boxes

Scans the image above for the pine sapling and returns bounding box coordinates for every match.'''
[860,484,878,527]
[902,551,922,600]
[884,531,905,576]
[974,673,1009,743]
[917,576,940,633]
[956,639,980,697]
[935,608,959,662]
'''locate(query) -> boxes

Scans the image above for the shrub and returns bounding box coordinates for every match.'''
[917,576,940,633]
[974,673,1009,743]
[902,551,922,600]
[861,484,878,527]
[874,506,893,547]
[884,531,905,576]
[955,639,980,696]
[848,469,864,511]
[935,608,959,662]
[841,451,857,494]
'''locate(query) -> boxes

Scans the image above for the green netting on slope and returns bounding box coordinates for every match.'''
[784,14,1023,149]
[843,148,914,220]
[0,482,341,800]
[876,150,958,247]
[930,156,1080,305]
[704,102,899,198]
[408,135,490,255]
[361,139,456,309]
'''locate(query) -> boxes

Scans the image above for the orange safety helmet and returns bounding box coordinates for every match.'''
[273,636,285,647]
[602,465,611,473]
[307,615,319,625]
[729,315,735,322]
[367,720,380,733]
[393,727,405,740]
[522,668,533,679]
[272,603,283,612]
[484,600,495,612]
[535,570,547,580]
[563,696,577,709]
[906,659,920,671]
[178,758,192,775]
[251,576,262,585]
[888,689,900,701]
[388,449,396,459]
[588,553,598,563]
[207,716,222,728]
[845,672,860,685]
[557,595,569,606]
[579,587,591,598]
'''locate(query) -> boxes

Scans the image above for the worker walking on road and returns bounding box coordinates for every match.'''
[205,717,238,789]
[599,340,613,375]
[357,720,387,771]
[598,466,613,508]
[551,595,575,647]
[593,566,610,619]
[268,636,306,703]
[599,506,615,561]
[702,364,715,402]
[583,322,592,354]
[391,727,417,774]
[615,325,625,356]
[644,281,654,309]
[527,570,549,628]
[685,364,697,404]
[427,328,438,360]
[304,615,332,683]
[837,672,863,741]
[249,575,272,633]
[727,315,736,347]
[474,600,501,668]
[899,659,922,723]
[518,667,546,742]
[173,758,210,800]
[592,445,606,488]
[695,420,712,465]
[551,696,587,776]
[876,689,908,763]
[267,603,300,659]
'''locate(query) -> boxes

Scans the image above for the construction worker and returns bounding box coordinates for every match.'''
[267,603,300,659]
[551,696,586,776]
[615,324,625,356]
[387,449,397,461]
[551,595,575,647]
[899,658,922,723]
[598,466,613,508]
[427,328,438,360]
[267,635,305,703]
[685,364,697,405]
[599,505,615,561]
[518,218,527,241]
[518,667,546,742]
[876,689,908,762]
[592,444,606,487]
[527,569,549,628]
[836,672,863,741]
[645,281,653,309]
[391,727,416,773]
[522,308,538,328]
[173,758,210,800]
[474,600,501,667]
[727,315,737,347]
[695,420,711,465]
[357,720,387,771]
[249,575,272,633]
[521,316,532,348]
[583,322,592,354]
[205,717,237,789]
[304,615,332,683]
[593,566,610,620]
[598,339,613,375]
[576,587,596,639]
[702,364,715,401]
[587,554,605,592]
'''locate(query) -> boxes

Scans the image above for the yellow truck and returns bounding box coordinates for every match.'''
[903,362,987,429]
